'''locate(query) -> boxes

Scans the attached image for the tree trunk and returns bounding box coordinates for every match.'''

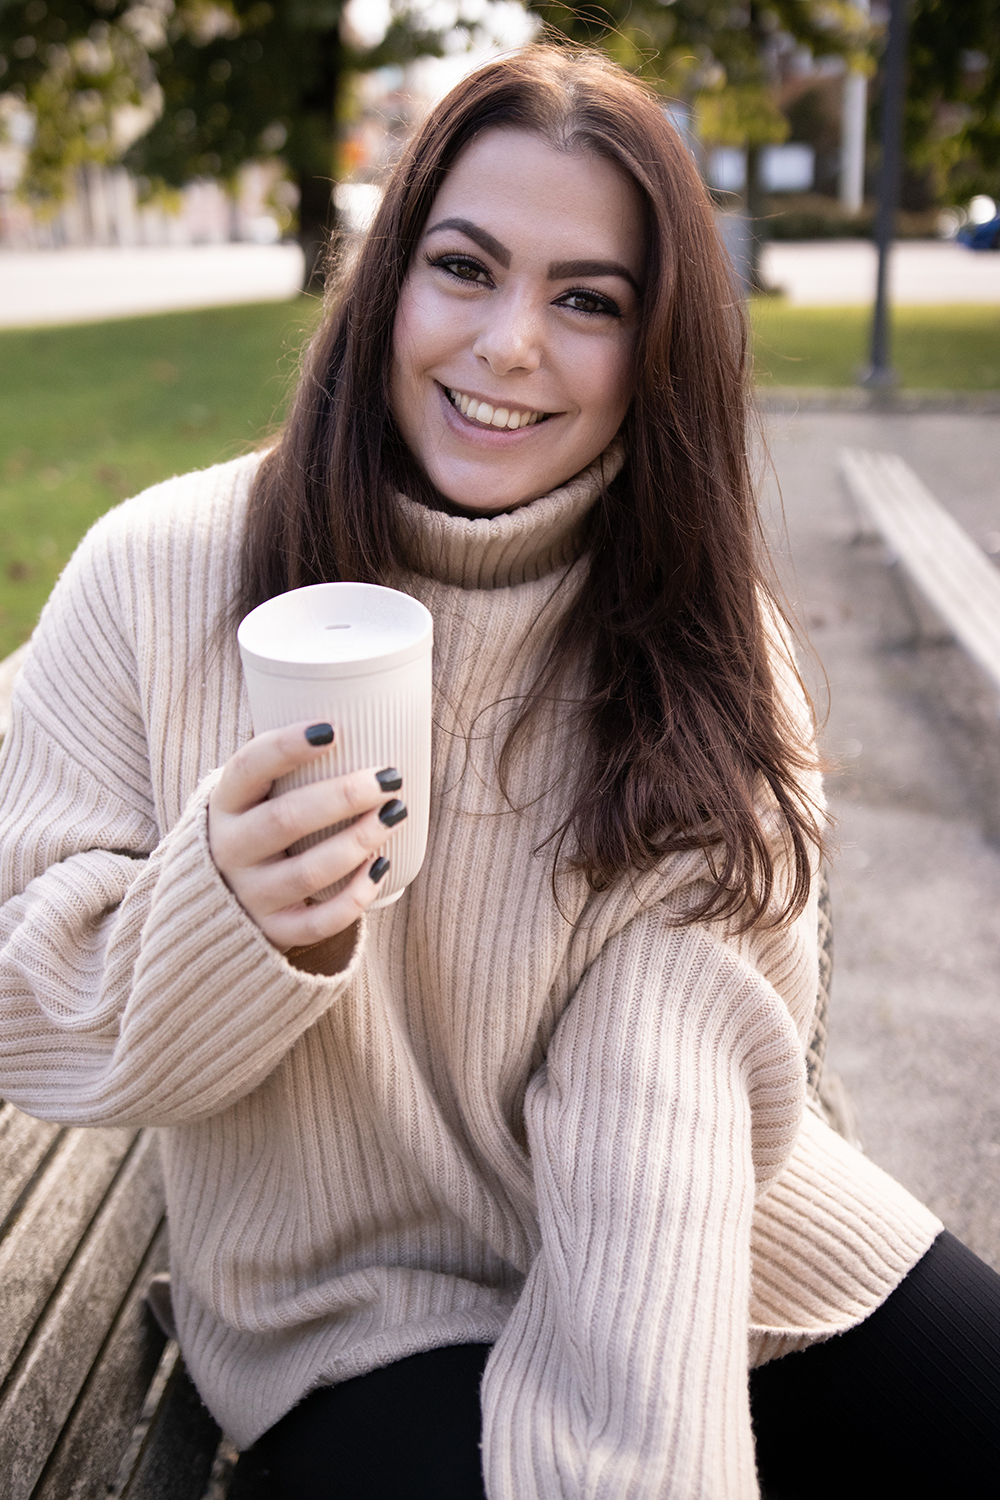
[744,142,770,293]
[297,168,337,290]
[744,4,779,296]
[293,26,344,293]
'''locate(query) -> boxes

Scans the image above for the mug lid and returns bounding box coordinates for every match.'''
[238,582,433,679]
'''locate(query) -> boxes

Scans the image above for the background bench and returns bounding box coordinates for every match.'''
[840,447,1000,693]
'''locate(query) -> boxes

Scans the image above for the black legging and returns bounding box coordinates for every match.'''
[229,1232,1000,1500]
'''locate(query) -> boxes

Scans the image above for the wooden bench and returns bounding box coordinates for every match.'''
[0,1108,233,1499]
[0,654,839,1496]
[840,447,1000,691]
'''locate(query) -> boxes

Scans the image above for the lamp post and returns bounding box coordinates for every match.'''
[860,0,910,387]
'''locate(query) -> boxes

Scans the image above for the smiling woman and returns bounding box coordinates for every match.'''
[389,131,644,514]
[1,42,998,1500]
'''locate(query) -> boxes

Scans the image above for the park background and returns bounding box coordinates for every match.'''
[2,0,1000,1266]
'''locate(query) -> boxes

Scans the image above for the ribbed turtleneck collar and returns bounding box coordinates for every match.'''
[395,444,623,590]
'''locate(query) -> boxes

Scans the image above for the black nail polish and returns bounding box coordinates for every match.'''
[305,723,334,746]
[370,856,391,884]
[378,799,407,828]
[376,768,402,792]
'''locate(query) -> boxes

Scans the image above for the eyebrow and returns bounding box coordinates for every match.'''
[548,258,641,296]
[424,218,511,267]
[423,218,641,296]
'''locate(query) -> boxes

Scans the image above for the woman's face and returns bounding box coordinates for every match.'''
[390,128,646,516]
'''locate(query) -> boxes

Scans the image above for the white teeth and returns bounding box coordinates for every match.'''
[447,387,545,429]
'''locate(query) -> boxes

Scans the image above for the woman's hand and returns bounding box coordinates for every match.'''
[208,721,407,954]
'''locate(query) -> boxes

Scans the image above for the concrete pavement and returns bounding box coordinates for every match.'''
[764,410,1000,1267]
[762,238,1000,306]
[0,243,305,327]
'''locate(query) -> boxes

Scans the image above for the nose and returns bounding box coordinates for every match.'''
[471,288,543,377]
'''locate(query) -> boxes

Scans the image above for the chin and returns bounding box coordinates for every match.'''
[432,456,591,517]
[429,468,541,518]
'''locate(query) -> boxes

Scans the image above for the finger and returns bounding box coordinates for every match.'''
[264,853,394,951]
[213,721,340,815]
[215,767,404,871]
[236,799,408,916]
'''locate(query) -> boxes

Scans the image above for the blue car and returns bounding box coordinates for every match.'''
[958,215,1000,250]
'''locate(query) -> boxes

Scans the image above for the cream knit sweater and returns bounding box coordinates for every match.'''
[0,450,939,1497]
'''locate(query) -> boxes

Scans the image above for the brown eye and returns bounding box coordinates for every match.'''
[557,288,622,318]
[428,254,492,286]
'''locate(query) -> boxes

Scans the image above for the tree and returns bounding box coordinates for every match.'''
[0,0,459,282]
[904,0,1000,204]
[0,1,152,200]
[528,1,865,285]
[532,2,1000,210]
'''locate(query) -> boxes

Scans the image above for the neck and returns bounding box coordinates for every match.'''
[395,444,624,591]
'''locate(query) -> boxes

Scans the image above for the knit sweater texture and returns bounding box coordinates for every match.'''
[0,450,940,1497]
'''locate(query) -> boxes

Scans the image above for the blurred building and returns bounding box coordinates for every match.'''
[0,153,289,251]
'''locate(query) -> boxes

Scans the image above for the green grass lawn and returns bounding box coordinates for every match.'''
[0,299,320,657]
[751,302,1000,389]
[0,297,997,658]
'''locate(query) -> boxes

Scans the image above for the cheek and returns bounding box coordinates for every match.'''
[389,297,428,439]
[392,279,459,379]
[579,340,635,434]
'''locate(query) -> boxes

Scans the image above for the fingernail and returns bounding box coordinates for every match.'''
[378,799,407,828]
[370,856,391,883]
[376,767,402,792]
[305,723,334,746]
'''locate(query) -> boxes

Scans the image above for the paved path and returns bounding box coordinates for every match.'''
[762,238,1000,306]
[0,238,996,328]
[764,411,1000,1266]
[0,243,305,327]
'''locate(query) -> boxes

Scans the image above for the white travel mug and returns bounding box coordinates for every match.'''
[238,581,433,909]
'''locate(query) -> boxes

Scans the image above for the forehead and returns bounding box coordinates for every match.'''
[425,127,646,278]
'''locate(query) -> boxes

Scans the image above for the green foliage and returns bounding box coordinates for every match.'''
[0,298,319,656]
[0,0,455,258]
[696,82,789,148]
[906,0,1000,203]
[534,2,1000,206]
[529,1,861,134]
[125,1,352,193]
[0,0,151,201]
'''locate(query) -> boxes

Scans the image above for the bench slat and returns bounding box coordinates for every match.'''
[33,1223,170,1500]
[0,1103,62,1226]
[861,455,1000,646]
[0,1124,135,1386]
[841,449,1000,689]
[122,1353,222,1500]
[0,1130,165,1498]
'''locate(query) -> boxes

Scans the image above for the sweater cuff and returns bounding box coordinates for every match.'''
[103,772,368,1124]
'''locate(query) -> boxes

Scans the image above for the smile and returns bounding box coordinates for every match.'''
[445,387,551,430]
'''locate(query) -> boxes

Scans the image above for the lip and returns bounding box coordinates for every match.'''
[436,383,561,444]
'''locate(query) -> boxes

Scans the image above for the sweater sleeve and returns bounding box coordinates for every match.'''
[481,906,806,1500]
[0,504,362,1129]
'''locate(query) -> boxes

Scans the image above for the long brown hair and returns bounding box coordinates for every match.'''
[239,45,822,927]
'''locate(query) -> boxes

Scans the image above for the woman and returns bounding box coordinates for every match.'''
[0,46,997,1500]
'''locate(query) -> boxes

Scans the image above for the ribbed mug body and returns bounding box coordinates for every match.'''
[238,583,433,909]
